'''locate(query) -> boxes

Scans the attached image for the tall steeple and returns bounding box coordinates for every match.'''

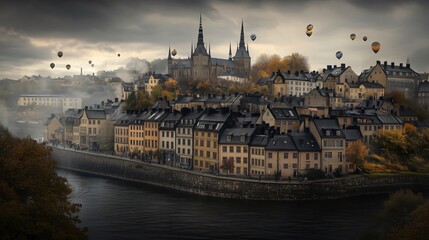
[168,45,172,60]
[228,42,232,60]
[197,13,204,46]
[193,14,208,56]
[191,42,194,56]
[239,20,245,48]
[208,41,211,56]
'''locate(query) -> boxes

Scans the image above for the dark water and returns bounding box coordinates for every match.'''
[57,169,391,240]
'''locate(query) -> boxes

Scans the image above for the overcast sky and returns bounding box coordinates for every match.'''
[0,0,428,79]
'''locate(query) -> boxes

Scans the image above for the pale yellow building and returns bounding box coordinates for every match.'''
[262,107,300,134]
[249,135,268,176]
[265,135,299,178]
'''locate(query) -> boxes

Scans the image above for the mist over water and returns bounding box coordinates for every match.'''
[58,169,390,240]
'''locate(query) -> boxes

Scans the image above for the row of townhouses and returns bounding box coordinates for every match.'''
[44,89,425,179]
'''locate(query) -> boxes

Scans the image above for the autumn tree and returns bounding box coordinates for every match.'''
[221,158,234,176]
[0,125,87,239]
[346,140,368,168]
[373,130,408,164]
[251,53,309,81]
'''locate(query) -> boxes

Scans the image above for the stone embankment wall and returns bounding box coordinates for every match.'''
[52,148,429,200]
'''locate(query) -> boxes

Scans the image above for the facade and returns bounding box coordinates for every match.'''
[219,128,255,176]
[159,111,183,165]
[265,135,299,178]
[114,116,133,156]
[381,61,420,98]
[310,118,346,174]
[262,107,300,134]
[290,132,321,174]
[175,108,204,168]
[43,114,64,143]
[269,71,323,97]
[144,74,160,96]
[359,61,387,87]
[249,135,269,176]
[128,112,148,157]
[345,81,385,101]
[193,110,231,172]
[322,64,358,90]
[417,81,429,111]
[143,110,167,161]
[78,109,114,150]
[168,15,251,81]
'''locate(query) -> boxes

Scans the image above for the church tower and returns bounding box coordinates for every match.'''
[233,21,251,79]
[192,14,210,81]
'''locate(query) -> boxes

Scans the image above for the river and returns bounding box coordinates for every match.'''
[57,169,392,240]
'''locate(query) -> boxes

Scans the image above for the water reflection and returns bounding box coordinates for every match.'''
[58,169,387,240]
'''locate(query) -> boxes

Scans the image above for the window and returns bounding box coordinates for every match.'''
[207,151,210,158]
[293,153,298,159]
[207,140,210,148]
[230,146,234,153]
[236,157,241,163]
[268,163,273,168]
[284,152,288,159]
[195,160,198,166]
[213,141,217,148]
[200,140,204,147]
[222,146,227,152]
[213,152,217,159]
[306,153,310,160]
[236,146,241,153]
[243,158,247,164]
[284,163,289,169]
[268,152,272,158]
[236,167,241,174]
[243,147,247,153]
[324,152,332,158]
[314,153,318,160]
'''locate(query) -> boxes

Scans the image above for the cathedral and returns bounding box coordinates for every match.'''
[167,15,251,82]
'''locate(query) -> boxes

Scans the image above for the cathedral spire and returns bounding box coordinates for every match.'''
[168,45,172,60]
[197,13,204,46]
[191,42,194,56]
[229,42,232,60]
[208,41,211,56]
[239,20,245,48]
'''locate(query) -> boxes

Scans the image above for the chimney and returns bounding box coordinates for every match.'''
[341,63,345,70]
[84,106,88,110]
[300,70,304,74]
[323,68,326,73]
[80,68,83,75]
[334,65,337,69]
[376,60,380,65]
[406,63,410,68]
[327,65,332,70]
[400,63,403,68]
[115,97,118,102]
[295,71,299,76]
[287,70,291,74]
[391,62,395,68]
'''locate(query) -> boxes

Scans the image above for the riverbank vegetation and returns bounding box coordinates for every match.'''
[0,125,87,239]
[348,124,429,174]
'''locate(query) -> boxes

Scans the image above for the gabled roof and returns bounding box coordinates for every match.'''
[199,111,230,122]
[342,128,363,141]
[313,118,344,138]
[290,132,320,152]
[171,59,191,69]
[159,111,183,130]
[250,135,269,147]
[376,112,402,125]
[211,58,236,67]
[266,135,297,151]
[84,110,106,119]
[219,128,256,144]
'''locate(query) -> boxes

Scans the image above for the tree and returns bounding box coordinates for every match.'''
[373,130,408,164]
[251,53,309,81]
[136,90,153,109]
[346,140,369,168]
[221,158,234,176]
[150,84,163,100]
[0,125,87,239]
[285,52,309,73]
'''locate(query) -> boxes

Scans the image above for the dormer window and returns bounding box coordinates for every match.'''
[240,135,246,142]
[336,130,341,136]
[326,130,331,136]
[227,135,232,141]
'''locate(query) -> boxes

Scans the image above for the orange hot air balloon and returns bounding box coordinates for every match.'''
[50,63,55,69]
[306,30,312,37]
[66,64,71,70]
[371,42,381,54]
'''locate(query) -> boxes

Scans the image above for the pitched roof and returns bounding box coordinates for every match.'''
[269,108,299,119]
[376,112,402,125]
[250,135,269,147]
[219,128,256,144]
[85,110,106,119]
[342,128,363,141]
[290,132,320,151]
[313,118,344,138]
[211,58,236,67]
[266,135,297,151]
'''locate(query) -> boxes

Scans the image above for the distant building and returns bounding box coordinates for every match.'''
[417,81,429,111]
[167,15,251,81]
[268,70,323,98]
[17,94,82,113]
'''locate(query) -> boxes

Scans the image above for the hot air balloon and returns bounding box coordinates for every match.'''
[172,49,177,56]
[57,51,63,58]
[50,63,55,69]
[66,64,71,70]
[363,36,367,41]
[306,30,312,37]
[371,42,381,54]
[117,53,120,57]
[250,34,256,41]
[89,60,92,64]
[91,64,94,67]
[336,51,343,60]
[307,24,313,31]
[350,34,356,40]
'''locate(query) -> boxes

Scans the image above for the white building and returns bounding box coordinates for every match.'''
[17,94,82,113]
